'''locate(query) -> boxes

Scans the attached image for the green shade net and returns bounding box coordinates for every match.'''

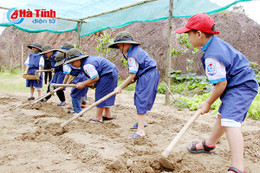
[0,0,251,37]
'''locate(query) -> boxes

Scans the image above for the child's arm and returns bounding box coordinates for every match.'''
[199,80,227,114]
[114,73,136,94]
[39,65,43,71]
[76,76,99,89]
[24,65,29,74]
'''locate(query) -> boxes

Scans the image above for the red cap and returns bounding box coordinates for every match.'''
[176,13,219,35]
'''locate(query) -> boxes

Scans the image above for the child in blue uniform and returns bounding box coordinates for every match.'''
[63,62,89,115]
[41,45,66,106]
[109,31,160,138]
[64,48,119,123]
[176,13,258,173]
[24,42,44,100]
[58,42,88,109]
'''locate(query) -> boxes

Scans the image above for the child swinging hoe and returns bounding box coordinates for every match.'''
[176,13,258,173]
[109,31,160,138]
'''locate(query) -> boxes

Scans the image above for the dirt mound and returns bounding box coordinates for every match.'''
[0,90,259,173]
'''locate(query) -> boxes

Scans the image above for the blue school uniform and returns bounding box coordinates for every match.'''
[69,65,89,98]
[26,53,43,88]
[49,52,66,89]
[81,56,119,107]
[201,35,258,125]
[127,45,160,114]
[69,66,89,113]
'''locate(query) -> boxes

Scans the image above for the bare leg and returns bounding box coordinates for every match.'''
[104,107,112,119]
[30,87,34,97]
[136,114,146,136]
[90,107,104,123]
[37,90,41,97]
[225,127,244,172]
[195,114,225,149]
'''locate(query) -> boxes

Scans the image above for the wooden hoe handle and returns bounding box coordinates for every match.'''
[161,109,202,158]
[60,91,117,127]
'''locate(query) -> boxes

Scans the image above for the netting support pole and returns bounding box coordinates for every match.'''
[75,21,82,49]
[165,0,173,104]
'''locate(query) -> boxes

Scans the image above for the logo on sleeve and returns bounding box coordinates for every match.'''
[207,63,217,76]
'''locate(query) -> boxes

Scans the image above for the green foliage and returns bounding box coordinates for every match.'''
[170,69,211,93]
[250,61,260,84]
[172,33,200,56]
[177,91,260,121]
[0,65,8,72]
[120,57,128,67]
[248,93,260,120]
[157,83,166,94]
[95,32,116,59]
[177,93,221,111]
[0,69,48,92]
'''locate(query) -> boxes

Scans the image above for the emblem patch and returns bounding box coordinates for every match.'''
[207,63,217,76]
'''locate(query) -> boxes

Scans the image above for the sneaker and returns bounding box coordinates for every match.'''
[57,102,66,106]
[81,104,87,108]
[41,98,47,102]
[28,97,35,100]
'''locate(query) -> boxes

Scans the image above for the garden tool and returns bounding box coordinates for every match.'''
[159,109,202,170]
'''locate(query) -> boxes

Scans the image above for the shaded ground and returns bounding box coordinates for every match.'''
[0,89,259,173]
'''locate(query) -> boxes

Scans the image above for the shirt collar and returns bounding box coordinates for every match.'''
[33,52,39,55]
[201,36,213,52]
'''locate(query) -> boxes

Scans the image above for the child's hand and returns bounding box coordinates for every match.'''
[88,84,96,89]
[76,82,85,89]
[114,86,123,94]
[198,102,211,114]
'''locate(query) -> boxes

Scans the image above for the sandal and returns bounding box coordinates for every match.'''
[130,122,148,129]
[129,132,145,138]
[187,140,216,154]
[67,110,76,114]
[228,167,245,173]
[102,115,116,121]
[89,118,104,124]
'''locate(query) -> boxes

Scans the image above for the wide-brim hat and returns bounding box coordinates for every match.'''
[57,42,75,53]
[40,44,57,55]
[54,52,66,67]
[64,48,88,65]
[109,31,140,49]
[28,42,42,51]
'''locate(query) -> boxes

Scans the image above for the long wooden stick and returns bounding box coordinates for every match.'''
[50,84,76,93]
[163,82,176,102]
[31,87,60,105]
[50,84,77,87]
[161,109,202,158]
[36,69,52,73]
[61,91,117,127]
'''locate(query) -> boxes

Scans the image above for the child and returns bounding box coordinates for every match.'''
[176,13,258,173]
[109,31,160,138]
[64,48,118,123]
[41,45,66,106]
[58,42,87,110]
[24,42,44,100]
[43,51,52,85]
[63,57,89,115]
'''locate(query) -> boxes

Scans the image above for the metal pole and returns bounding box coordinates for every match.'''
[165,0,173,104]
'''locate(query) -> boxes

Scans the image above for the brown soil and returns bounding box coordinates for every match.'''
[0,89,259,173]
